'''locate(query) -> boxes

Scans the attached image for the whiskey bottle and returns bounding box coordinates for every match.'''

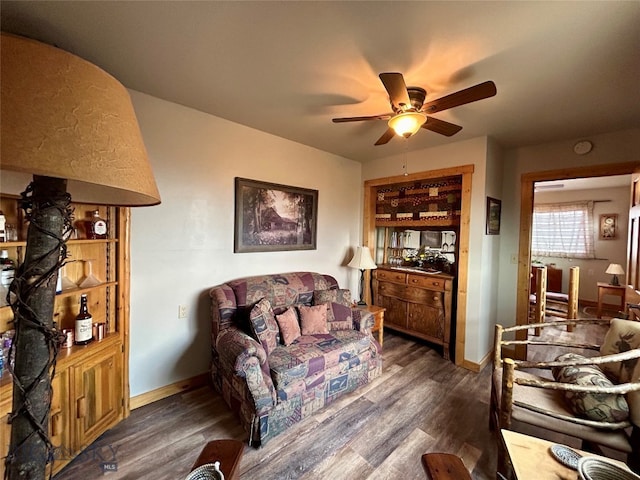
[0,210,5,242]
[87,210,107,239]
[74,294,93,345]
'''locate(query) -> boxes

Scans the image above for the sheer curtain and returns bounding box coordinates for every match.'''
[532,201,595,258]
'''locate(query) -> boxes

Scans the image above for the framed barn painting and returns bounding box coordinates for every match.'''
[234,177,318,253]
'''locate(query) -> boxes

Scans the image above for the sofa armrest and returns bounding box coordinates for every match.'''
[216,327,276,411]
[352,308,374,334]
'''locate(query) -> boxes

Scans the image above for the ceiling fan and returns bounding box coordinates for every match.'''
[332,72,497,145]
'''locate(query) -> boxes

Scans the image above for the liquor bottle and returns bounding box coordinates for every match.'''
[86,210,107,239]
[0,210,5,242]
[74,294,93,345]
[0,250,15,307]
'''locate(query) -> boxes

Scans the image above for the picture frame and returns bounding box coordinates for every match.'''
[599,213,618,240]
[234,177,318,253]
[486,196,502,235]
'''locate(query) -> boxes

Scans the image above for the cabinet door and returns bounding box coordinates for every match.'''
[407,300,444,340]
[377,294,408,329]
[50,369,72,472]
[0,387,10,478]
[72,345,122,450]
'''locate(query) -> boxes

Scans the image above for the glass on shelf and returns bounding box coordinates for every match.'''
[78,259,101,288]
[59,264,77,291]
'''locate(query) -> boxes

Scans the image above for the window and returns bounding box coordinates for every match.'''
[532,201,595,258]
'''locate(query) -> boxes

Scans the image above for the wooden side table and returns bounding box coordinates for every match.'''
[500,429,630,480]
[597,281,626,318]
[191,439,244,480]
[359,304,385,346]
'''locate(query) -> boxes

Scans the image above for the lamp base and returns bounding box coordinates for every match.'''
[356,300,367,306]
[610,275,620,286]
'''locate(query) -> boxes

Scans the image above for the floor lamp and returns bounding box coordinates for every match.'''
[1,33,160,479]
[348,246,377,306]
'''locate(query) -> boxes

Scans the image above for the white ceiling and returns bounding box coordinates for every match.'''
[536,174,631,192]
[2,1,639,162]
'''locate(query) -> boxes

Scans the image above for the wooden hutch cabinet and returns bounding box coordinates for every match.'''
[364,167,474,363]
[375,268,454,359]
[0,196,130,476]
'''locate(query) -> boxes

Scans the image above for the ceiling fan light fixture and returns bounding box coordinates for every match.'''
[388,111,427,138]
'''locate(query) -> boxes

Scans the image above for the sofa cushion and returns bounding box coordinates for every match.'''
[314,288,352,307]
[599,318,640,426]
[249,298,280,356]
[298,304,329,335]
[326,302,353,331]
[276,307,301,346]
[227,272,338,313]
[268,330,372,389]
[552,352,629,423]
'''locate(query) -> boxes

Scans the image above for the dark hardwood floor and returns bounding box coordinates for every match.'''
[53,306,621,480]
[54,331,497,480]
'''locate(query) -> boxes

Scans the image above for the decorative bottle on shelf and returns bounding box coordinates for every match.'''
[74,294,93,345]
[0,210,6,242]
[0,250,16,307]
[86,210,107,239]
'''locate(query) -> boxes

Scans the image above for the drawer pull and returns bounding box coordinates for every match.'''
[433,282,439,286]
[52,413,63,436]
[77,397,86,419]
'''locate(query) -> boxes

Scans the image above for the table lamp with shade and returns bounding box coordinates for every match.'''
[348,246,377,305]
[1,32,160,479]
[605,263,625,286]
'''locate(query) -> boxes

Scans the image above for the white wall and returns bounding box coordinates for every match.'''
[497,128,640,328]
[363,136,500,363]
[128,90,364,397]
[533,185,630,302]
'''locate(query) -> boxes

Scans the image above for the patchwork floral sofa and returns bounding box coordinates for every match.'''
[209,271,382,446]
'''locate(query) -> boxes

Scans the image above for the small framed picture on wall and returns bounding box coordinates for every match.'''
[599,213,618,240]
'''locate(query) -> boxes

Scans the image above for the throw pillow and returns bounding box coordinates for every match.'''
[326,302,353,331]
[552,352,629,423]
[276,307,301,346]
[249,298,280,356]
[599,318,640,425]
[298,304,329,335]
[313,288,352,307]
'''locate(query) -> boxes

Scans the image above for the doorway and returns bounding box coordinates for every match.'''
[514,162,639,357]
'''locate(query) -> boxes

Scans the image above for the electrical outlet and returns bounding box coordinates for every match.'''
[588,269,594,276]
[178,304,188,318]
[510,254,518,264]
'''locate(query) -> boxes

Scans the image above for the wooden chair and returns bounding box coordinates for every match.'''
[490,318,640,473]
[545,266,580,330]
[528,266,546,336]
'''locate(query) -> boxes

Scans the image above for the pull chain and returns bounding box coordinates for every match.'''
[402,139,409,176]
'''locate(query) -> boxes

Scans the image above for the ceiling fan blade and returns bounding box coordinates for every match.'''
[421,117,463,137]
[379,72,411,110]
[332,113,393,123]
[422,81,497,114]
[374,127,396,146]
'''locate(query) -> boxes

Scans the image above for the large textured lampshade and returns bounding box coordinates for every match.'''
[0,32,160,206]
[1,32,160,480]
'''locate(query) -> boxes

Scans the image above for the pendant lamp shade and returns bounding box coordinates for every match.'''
[0,32,161,206]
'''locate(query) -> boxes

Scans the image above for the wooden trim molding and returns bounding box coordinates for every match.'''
[462,350,493,373]
[130,373,210,410]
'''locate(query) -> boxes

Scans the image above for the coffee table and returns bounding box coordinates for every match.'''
[500,430,630,480]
